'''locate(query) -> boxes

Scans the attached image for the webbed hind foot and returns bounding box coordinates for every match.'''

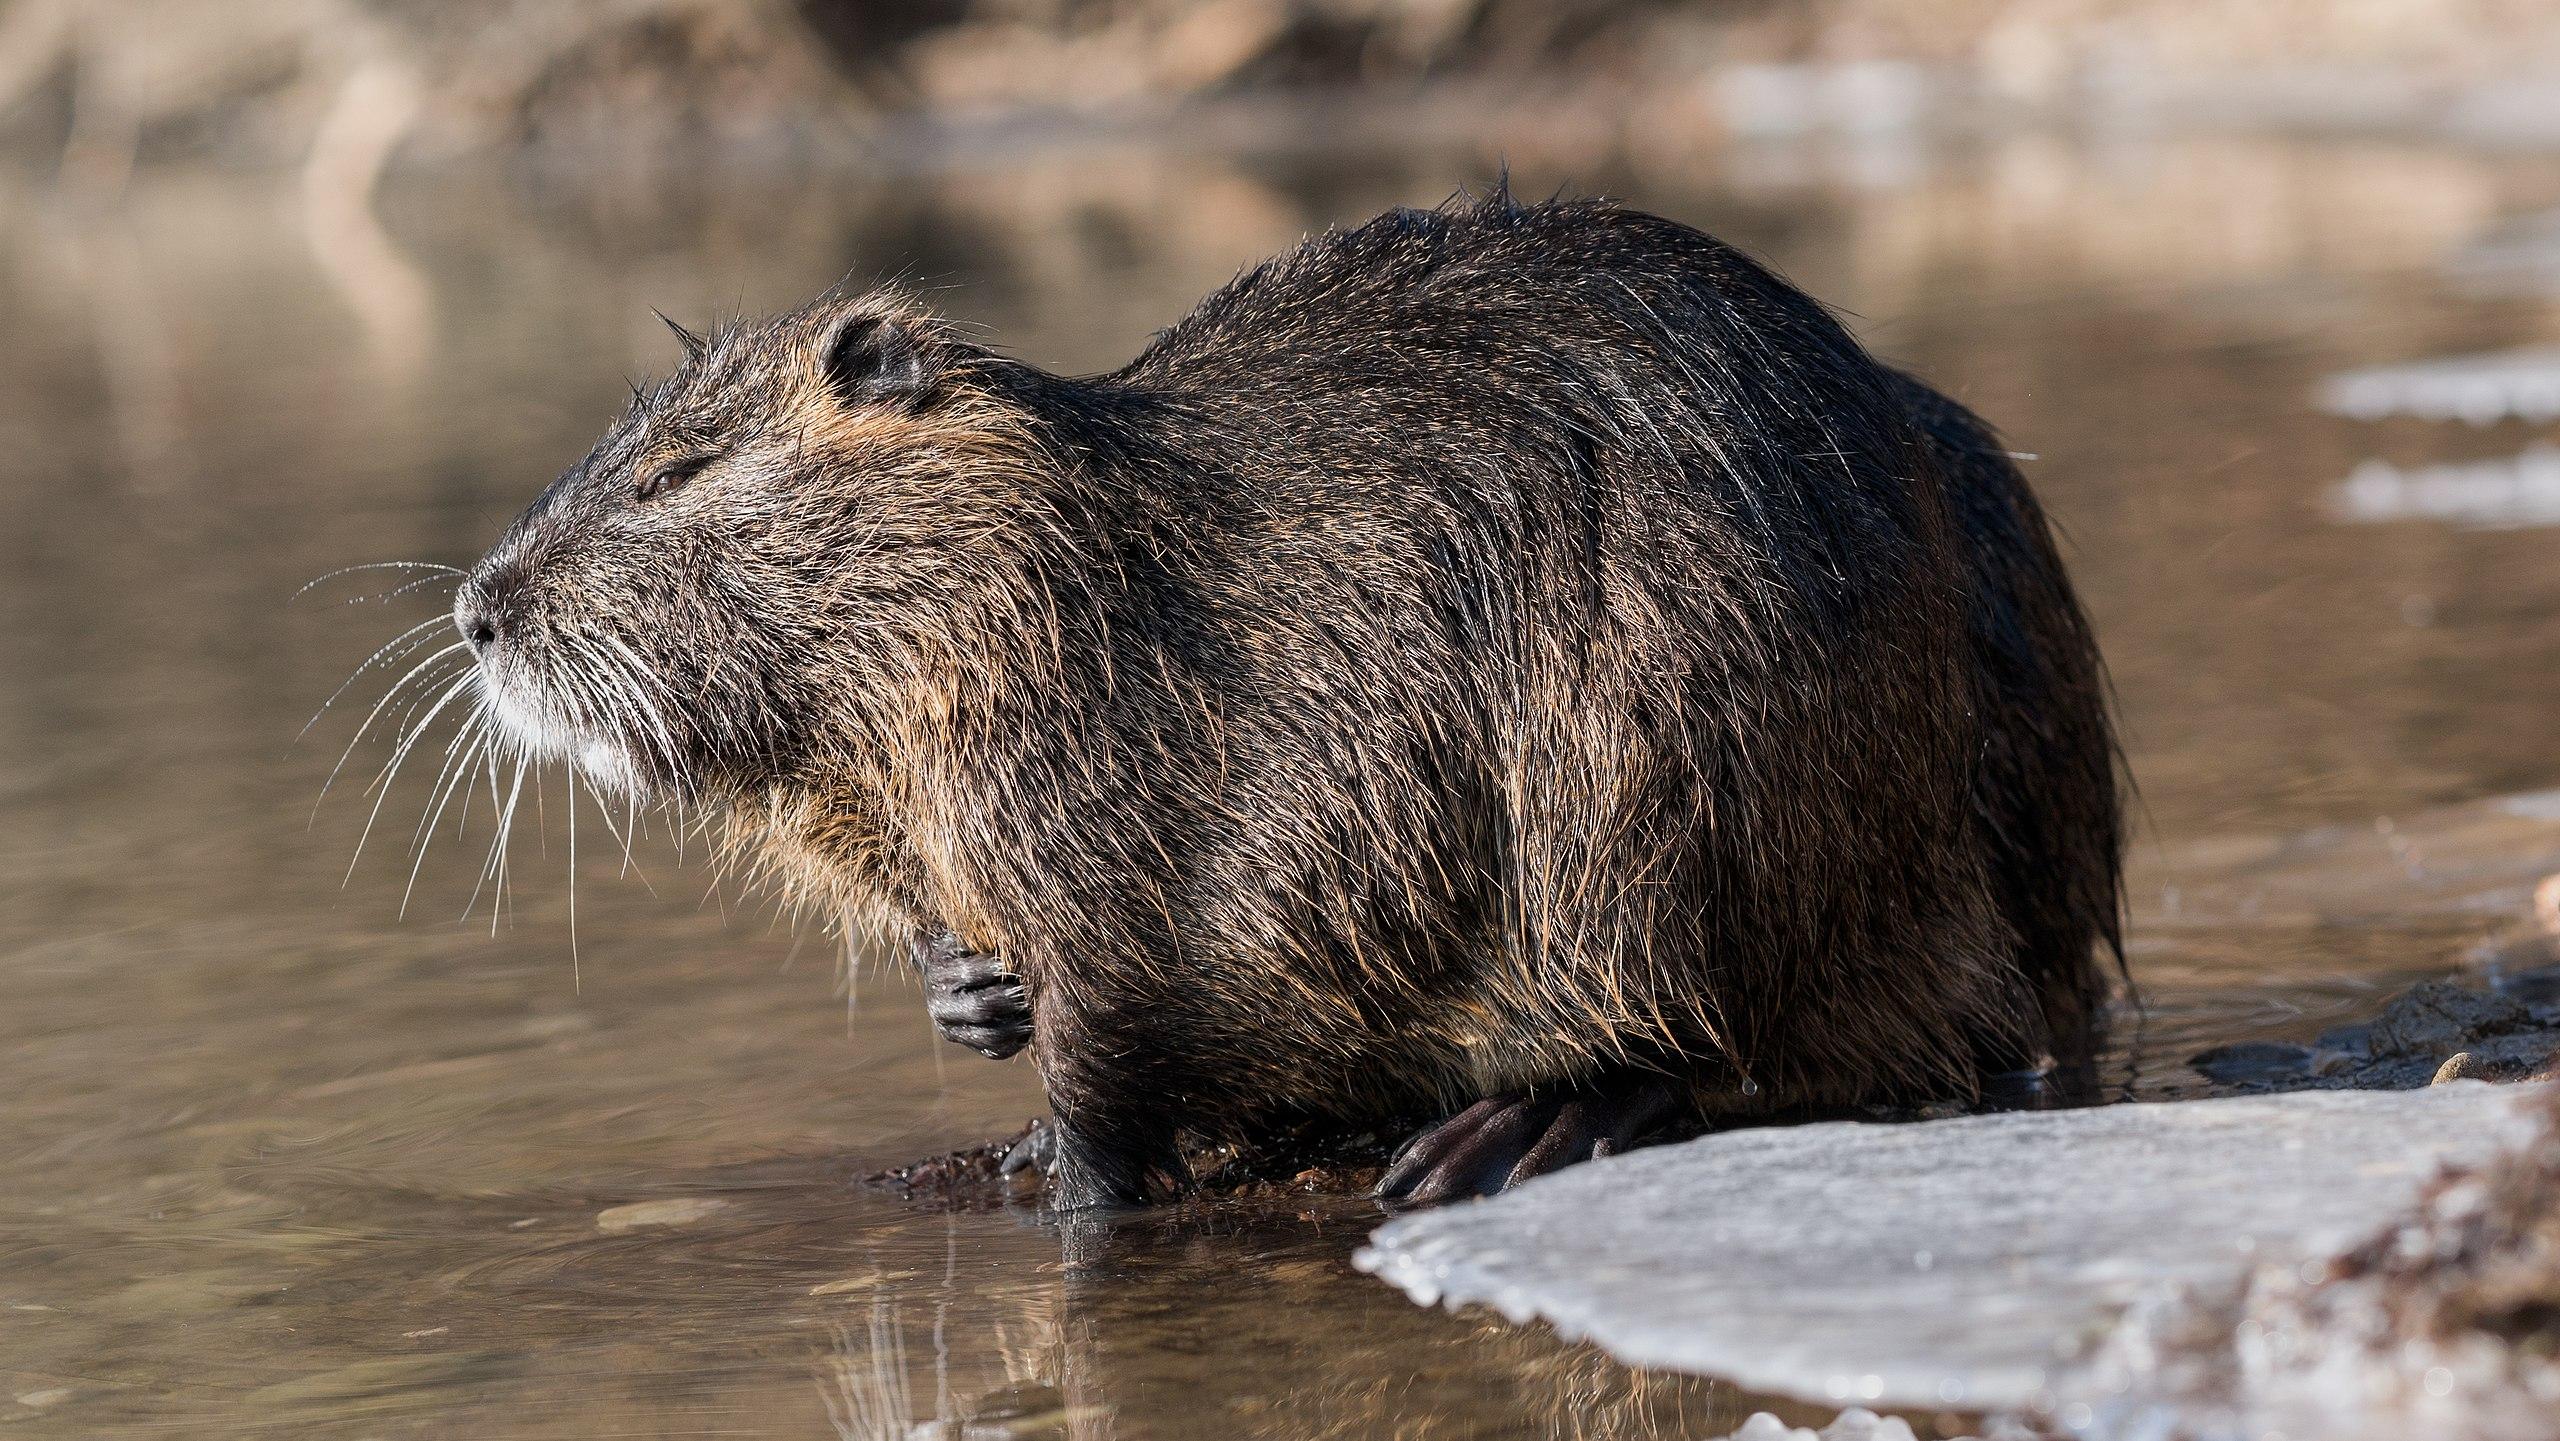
[1376,1075,1681,1207]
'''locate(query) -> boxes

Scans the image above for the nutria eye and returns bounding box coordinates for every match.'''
[636,456,709,502]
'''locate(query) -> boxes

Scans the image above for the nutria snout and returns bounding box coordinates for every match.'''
[460,187,2123,1210]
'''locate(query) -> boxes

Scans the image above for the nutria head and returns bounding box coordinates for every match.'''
[454,294,1052,815]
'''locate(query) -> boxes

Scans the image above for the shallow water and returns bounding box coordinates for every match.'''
[9,131,2560,1436]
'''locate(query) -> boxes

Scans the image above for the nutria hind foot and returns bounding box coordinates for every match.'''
[997,1117,1054,1176]
[1376,1074,1683,1207]
[913,931,1031,1059]
[1044,1113,1184,1213]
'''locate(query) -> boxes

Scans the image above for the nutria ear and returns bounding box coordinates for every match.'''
[822,312,935,408]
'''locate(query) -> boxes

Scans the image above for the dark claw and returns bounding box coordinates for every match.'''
[1376,1078,1677,1207]
[911,931,1032,1060]
[999,1118,1056,1176]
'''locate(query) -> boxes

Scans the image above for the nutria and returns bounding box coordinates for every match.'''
[453,189,2122,1210]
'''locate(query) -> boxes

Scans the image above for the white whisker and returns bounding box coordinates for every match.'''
[332,573,463,608]
[585,779,658,897]
[345,668,479,884]
[314,640,471,815]
[566,762,581,993]
[292,560,463,603]
[409,706,485,858]
[298,616,451,746]
[472,754,530,935]
[403,707,491,918]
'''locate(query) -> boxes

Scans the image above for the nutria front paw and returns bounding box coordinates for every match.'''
[912,931,1031,1059]
[1376,1076,1679,1207]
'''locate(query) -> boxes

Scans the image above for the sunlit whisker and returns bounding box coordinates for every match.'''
[601,634,688,792]
[566,763,581,993]
[345,668,479,884]
[314,639,471,814]
[470,753,531,932]
[320,593,757,971]
[300,617,454,746]
[360,663,479,802]
[582,774,657,897]
[583,634,672,787]
[291,560,464,603]
[606,653,672,786]
[624,789,644,880]
[409,704,485,857]
[404,705,492,918]
[465,745,508,924]
[333,573,464,608]
[499,753,530,933]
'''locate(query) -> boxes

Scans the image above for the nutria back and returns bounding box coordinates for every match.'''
[459,189,2122,1208]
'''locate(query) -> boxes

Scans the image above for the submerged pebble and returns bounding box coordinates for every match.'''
[807,1270,916,1296]
[2188,1040,2315,1084]
[593,1198,730,1233]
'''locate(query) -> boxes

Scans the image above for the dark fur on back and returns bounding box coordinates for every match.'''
[462,190,2123,1204]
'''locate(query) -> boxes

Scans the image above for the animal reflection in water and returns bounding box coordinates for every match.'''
[810,1213,1754,1441]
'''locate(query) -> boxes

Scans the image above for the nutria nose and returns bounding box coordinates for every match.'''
[455,588,499,652]
[456,562,520,653]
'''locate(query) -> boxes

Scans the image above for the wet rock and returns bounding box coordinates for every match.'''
[1356,1086,2543,1419]
[2367,980,2534,1059]
[2185,974,2560,1092]
[2432,1050,2485,1083]
[2188,1040,2314,1085]
[2256,979,2560,1091]
[2313,1019,2377,1057]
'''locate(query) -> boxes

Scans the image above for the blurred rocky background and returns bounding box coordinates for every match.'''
[14,0,2560,187]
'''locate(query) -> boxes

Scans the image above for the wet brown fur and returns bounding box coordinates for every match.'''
[460,190,2124,1206]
